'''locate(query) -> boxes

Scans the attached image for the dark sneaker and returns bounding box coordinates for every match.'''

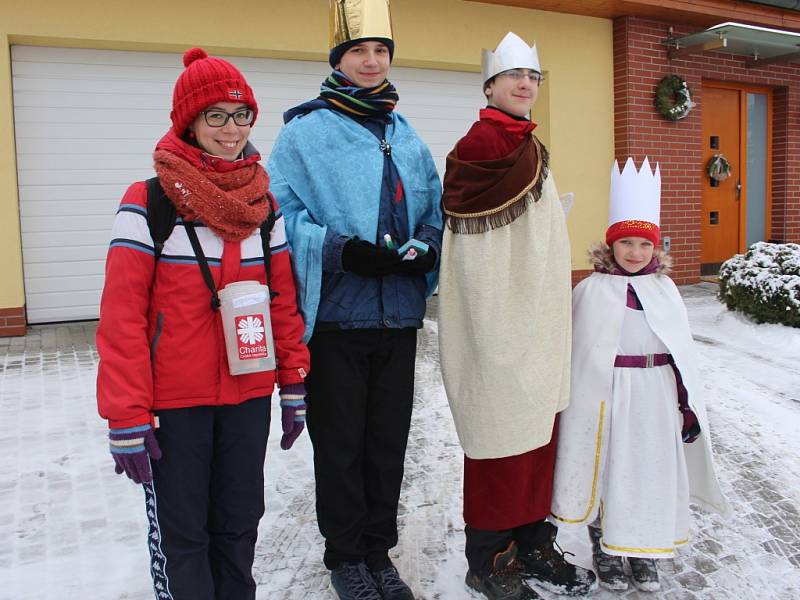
[465,542,542,600]
[515,522,596,596]
[371,564,415,600]
[331,562,383,600]
[588,526,628,591]
[629,557,660,592]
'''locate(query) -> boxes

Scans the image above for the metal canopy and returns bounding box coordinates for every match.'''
[664,21,800,67]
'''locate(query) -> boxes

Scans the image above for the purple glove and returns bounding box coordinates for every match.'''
[279,383,307,450]
[109,423,162,484]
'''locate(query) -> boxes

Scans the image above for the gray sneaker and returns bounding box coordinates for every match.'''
[629,557,660,592]
[588,526,628,591]
[331,562,382,600]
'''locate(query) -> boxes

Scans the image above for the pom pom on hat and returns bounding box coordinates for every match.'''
[183,47,209,67]
[170,47,258,136]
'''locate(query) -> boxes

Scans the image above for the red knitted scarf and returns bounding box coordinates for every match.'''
[153,147,269,242]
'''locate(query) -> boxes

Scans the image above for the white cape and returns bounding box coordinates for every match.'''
[550,272,731,525]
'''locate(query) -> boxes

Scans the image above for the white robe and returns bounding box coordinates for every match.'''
[438,174,572,459]
[550,271,731,556]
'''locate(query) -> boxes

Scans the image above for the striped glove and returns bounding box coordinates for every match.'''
[279,383,307,450]
[108,423,162,484]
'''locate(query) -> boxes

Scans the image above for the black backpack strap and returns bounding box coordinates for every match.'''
[184,222,221,311]
[260,196,279,300]
[145,177,177,259]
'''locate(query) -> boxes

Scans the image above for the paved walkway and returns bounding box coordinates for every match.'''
[1,285,799,599]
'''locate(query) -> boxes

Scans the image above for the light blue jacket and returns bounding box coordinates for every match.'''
[267,108,443,341]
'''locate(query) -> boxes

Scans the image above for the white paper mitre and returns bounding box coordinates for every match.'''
[481,32,541,84]
[608,157,661,227]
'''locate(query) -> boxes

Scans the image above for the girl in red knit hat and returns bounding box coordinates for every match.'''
[96,48,310,599]
[550,158,730,593]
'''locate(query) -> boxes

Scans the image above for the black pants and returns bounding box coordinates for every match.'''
[465,520,551,575]
[145,396,270,600]
[306,328,417,571]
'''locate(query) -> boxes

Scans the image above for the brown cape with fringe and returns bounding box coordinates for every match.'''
[441,133,549,234]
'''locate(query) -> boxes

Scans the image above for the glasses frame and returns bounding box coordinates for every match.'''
[200,107,255,128]
[498,69,545,84]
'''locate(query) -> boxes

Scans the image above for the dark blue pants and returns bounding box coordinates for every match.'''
[144,396,270,600]
[306,328,417,571]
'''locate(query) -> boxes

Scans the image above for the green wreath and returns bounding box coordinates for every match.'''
[707,154,732,182]
[654,75,694,121]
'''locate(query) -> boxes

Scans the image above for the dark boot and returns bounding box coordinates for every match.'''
[465,542,542,600]
[514,521,596,596]
[587,525,628,591]
[330,562,383,600]
[629,557,660,592]
[371,563,415,600]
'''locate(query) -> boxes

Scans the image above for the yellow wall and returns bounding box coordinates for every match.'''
[0,0,613,309]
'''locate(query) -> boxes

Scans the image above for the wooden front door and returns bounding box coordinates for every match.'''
[701,86,741,268]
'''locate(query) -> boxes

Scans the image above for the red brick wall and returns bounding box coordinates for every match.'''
[0,307,26,337]
[614,16,800,284]
[571,269,593,288]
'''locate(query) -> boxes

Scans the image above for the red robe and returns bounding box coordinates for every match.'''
[459,107,560,531]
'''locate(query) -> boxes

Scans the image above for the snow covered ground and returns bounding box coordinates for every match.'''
[1,284,799,599]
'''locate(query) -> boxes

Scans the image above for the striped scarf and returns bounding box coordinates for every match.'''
[319,70,398,118]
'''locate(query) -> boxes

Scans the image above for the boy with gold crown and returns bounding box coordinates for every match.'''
[550,158,731,592]
[438,32,595,600]
[268,1,442,599]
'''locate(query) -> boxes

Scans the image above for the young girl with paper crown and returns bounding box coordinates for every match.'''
[550,157,731,592]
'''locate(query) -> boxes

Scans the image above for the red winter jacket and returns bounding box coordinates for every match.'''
[96,134,309,429]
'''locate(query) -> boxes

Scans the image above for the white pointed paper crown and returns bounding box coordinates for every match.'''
[606,157,662,244]
[481,32,541,84]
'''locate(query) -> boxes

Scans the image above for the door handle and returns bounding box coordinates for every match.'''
[735,179,741,201]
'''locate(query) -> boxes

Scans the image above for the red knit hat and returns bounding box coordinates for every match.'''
[605,220,660,247]
[170,48,258,136]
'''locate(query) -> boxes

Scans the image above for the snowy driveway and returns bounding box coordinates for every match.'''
[1,284,799,599]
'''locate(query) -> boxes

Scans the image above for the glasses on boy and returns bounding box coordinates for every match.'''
[498,69,545,84]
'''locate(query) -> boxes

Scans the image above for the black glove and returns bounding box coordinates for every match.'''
[341,239,403,277]
[395,247,437,277]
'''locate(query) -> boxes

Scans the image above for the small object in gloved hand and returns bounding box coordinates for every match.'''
[395,247,436,276]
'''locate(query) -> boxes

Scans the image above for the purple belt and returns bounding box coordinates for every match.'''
[614,353,672,368]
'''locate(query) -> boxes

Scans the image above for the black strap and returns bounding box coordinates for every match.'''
[161,188,277,311]
[184,222,221,311]
[145,177,177,259]
[260,196,279,300]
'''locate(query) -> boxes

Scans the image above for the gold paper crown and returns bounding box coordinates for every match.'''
[329,0,394,49]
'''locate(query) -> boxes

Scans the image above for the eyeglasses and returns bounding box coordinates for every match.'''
[201,108,254,127]
[498,69,545,84]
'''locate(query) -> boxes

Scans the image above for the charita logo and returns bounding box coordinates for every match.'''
[235,315,269,360]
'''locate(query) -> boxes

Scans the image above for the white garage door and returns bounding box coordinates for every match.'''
[12,46,483,323]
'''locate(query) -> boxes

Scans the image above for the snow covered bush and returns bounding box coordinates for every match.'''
[718,242,800,328]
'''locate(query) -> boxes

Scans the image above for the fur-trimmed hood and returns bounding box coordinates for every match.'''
[587,241,672,276]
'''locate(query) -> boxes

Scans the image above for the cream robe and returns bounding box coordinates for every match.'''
[550,271,732,540]
[438,174,572,459]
